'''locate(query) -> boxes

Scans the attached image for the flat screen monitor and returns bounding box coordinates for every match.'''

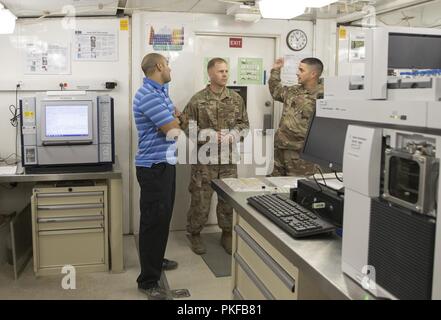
[301,112,355,172]
[388,33,441,69]
[41,101,93,143]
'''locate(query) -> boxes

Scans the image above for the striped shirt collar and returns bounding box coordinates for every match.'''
[143,77,165,93]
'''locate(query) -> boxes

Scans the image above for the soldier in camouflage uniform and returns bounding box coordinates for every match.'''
[179,58,249,255]
[268,57,324,176]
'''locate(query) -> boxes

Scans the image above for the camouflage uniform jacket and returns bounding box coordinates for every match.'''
[179,86,249,162]
[269,68,323,150]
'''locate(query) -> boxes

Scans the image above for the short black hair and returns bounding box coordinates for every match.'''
[207,57,227,71]
[300,57,323,77]
[141,53,166,76]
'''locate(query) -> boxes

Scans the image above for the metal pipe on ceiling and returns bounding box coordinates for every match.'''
[336,0,437,23]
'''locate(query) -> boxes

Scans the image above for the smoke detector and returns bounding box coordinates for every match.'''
[226,3,261,23]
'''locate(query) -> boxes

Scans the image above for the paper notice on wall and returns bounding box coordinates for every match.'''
[238,57,263,85]
[281,54,303,85]
[349,34,366,61]
[120,19,129,31]
[339,26,347,40]
[25,42,70,74]
[74,29,118,61]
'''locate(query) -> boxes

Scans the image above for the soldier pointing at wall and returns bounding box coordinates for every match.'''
[268,57,324,176]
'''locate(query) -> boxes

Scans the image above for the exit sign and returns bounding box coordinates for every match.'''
[229,38,242,48]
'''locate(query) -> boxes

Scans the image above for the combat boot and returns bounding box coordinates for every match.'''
[189,234,206,255]
[221,231,232,255]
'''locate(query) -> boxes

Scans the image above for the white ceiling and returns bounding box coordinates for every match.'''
[125,0,229,14]
[1,0,120,17]
[0,0,231,17]
[1,0,441,26]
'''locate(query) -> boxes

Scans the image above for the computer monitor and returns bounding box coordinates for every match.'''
[388,33,441,69]
[40,101,93,144]
[301,112,356,172]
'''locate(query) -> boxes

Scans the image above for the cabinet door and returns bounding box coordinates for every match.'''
[38,228,105,267]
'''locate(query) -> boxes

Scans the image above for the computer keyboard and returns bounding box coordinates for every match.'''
[247,194,336,238]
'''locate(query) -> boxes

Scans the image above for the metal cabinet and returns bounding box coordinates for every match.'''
[232,212,299,300]
[31,184,109,276]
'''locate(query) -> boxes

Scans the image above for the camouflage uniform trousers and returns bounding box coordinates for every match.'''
[187,163,237,235]
[271,148,316,177]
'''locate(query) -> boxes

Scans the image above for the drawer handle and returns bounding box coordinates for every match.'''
[37,204,104,210]
[234,253,275,300]
[38,215,104,223]
[235,225,296,293]
[39,228,103,236]
[37,192,103,198]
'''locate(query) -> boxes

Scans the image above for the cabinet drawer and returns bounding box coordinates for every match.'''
[236,263,267,300]
[37,204,104,219]
[36,191,104,206]
[237,216,299,280]
[236,229,297,300]
[38,228,105,268]
[37,215,104,231]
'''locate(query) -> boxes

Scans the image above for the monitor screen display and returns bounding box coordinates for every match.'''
[388,33,441,69]
[45,105,89,137]
[301,113,355,172]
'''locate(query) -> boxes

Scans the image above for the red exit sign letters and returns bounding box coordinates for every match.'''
[229,38,242,48]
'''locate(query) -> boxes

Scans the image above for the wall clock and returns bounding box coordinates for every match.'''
[286,29,307,51]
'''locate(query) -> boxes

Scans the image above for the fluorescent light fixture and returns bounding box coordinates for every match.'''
[258,0,306,19]
[0,2,17,34]
[235,13,261,23]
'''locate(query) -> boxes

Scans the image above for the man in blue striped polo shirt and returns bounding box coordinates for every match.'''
[133,53,181,300]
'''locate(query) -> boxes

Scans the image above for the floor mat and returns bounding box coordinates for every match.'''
[188,232,232,278]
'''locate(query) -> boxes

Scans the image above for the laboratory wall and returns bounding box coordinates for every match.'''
[314,19,337,77]
[0,12,340,236]
[0,17,131,234]
[131,12,336,232]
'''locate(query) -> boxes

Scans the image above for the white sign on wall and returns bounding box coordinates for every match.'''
[74,29,118,61]
[25,42,70,75]
[349,34,366,62]
[281,54,308,85]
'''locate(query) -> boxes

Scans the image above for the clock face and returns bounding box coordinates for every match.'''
[286,29,307,51]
